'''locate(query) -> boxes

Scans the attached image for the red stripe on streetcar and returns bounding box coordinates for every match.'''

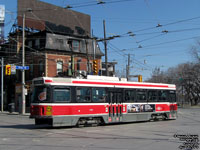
[45,79,53,83]
[72,81,169,88]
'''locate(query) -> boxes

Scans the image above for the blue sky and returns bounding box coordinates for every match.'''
[1,0,200,80]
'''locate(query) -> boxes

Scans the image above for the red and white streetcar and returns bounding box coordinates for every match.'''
[30,75,177,127]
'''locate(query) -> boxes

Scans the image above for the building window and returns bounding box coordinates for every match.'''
[28,41,32,47]
[39,60,44,76]
[77,59,81,71]
[35,39,40,48]
[72,40,80,52]
[57,61,63,74]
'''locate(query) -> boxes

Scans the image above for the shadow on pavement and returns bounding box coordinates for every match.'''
[0,124,53,130]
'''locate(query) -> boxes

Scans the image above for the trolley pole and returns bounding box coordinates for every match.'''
[21,13,26,114]
[1,57,3,112]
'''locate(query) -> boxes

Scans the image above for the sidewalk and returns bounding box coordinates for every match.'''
[0,111,30,116]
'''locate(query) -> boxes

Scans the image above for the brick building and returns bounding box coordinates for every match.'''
[24,32,103,80]
[2,0,104,112]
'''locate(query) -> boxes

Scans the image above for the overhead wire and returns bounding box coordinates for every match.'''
[131,15,200,33]
[136,35,200,50]
[136,33,165,43]
[137,48,189,59]
[108,42,153,71]
[64,0,136,8]
[124,35,200,51]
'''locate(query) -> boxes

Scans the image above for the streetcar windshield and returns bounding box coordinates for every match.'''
[32,86,51,103]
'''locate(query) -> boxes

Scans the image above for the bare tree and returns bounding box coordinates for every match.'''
[147,67,165,83]
[190,40,200,63]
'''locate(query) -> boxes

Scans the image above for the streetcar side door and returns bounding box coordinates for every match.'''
[108,89,123,122]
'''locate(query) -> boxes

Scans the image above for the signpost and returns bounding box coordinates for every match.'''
[5,65,29,75]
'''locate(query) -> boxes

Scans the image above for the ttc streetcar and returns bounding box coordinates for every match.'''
[30,75,177,127]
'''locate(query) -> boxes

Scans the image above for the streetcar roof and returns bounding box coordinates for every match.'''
[32,75,176,90]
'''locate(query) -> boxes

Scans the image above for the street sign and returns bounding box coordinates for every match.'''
[11,65,16,75]
[16,66,29,70]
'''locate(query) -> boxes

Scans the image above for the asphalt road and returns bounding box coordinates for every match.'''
[0,108,199,150]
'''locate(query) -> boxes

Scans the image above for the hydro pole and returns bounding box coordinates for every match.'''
[103,20,108,76]
[21,13,26,114]
[1,57,3,112]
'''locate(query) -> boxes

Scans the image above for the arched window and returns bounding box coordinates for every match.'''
[57,61,63,74]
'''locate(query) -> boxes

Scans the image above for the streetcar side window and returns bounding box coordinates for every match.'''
[92,88,106,103]
[32,86,51,103]
[53,88,71,102]
[169,90,176,102]
[76,87,91,102]
[158,90,168,102]
[147,90,158,102]
[125,90,136,102]
[136,89,147,102]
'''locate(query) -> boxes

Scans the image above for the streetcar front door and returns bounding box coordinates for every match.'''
[108,89,123,122]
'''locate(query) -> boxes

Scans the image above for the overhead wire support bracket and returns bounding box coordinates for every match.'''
[65,5,73,9]
[97,1,106,5]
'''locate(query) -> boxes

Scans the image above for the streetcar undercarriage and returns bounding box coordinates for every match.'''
[32,111,177,127]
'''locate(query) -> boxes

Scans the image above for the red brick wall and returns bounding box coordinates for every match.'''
[46,54,95,77]
[26,53,102,79]
[47,54,69,77]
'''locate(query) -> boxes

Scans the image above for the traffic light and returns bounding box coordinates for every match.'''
[93,60,98,75]
[5,65,11,75]
[138,75,142,82]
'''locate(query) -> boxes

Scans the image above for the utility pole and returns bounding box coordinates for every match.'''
[85,40,90,74]
[126,54,130,81]
[21,13,26,114]
[92,30,96,60]
[1,57,3,112]
[103,20,108,76]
